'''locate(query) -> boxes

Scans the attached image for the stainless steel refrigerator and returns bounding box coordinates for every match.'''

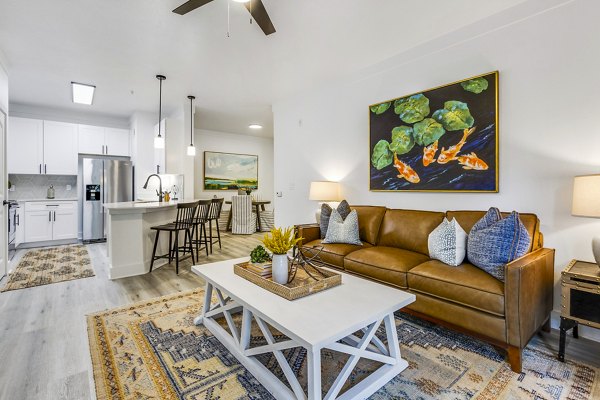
[82,158,133,241]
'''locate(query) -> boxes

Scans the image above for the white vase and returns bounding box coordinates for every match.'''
[272,254,289,284]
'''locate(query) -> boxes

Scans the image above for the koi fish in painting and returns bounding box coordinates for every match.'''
[456,152,489,170]
[437,127,476,164]
[394,153,420,183]
[422,140,438,166]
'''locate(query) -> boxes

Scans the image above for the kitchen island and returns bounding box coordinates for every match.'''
[103,201,183,279]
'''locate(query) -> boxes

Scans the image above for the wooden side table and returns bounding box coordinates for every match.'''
[558,259,600,362]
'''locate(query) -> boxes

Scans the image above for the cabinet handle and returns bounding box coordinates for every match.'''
[48,211,51,222]
[53,211,56,222]
[102,145,105,154]
[106,145,108,154]
[157,165,160,174]
[44,164,47,174]
[39,164,41,174]
[16,214,19,226]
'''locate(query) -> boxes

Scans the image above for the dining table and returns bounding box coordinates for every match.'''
[225,200,271,232]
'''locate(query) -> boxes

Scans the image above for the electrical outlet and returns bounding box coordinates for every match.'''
[66,185,72,191]
[276,191,283,197]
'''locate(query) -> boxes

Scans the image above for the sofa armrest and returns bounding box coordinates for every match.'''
[295,223,321,247]
[505,247,555,348]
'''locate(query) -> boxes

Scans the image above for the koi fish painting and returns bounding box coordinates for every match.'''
[369,71,498,192]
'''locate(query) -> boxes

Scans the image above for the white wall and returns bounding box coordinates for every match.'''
[273,0,600,340]
[9,103,129,128]
[130,111,157,198]
[0,60,7,113]
[194,129,274,205]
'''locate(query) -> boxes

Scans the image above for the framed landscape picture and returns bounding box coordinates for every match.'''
[203,151,258,190]
[369,71,498,192]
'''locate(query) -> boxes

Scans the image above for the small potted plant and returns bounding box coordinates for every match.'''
[262,227,302,284]
[250,245,271,265]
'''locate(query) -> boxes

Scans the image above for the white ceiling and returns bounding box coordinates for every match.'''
[0,0,527,137]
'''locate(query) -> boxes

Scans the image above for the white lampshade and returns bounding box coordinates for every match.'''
[187,145,196,156]
[309,181,341,201]
[572,175,600,217]
[154,135,165,149]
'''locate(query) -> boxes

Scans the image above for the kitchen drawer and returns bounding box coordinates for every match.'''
[25,201,77,211]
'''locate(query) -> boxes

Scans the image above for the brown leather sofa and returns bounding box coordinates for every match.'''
[296,206,555,373]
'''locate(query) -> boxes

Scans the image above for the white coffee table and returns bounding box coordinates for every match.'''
[191,258,415,400]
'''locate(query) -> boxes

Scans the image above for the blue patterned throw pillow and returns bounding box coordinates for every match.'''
[467,207,531,281]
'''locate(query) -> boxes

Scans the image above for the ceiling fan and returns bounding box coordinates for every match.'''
[173,0,276,36]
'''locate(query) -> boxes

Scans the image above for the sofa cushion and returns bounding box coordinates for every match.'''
[350,206,387,245]
[407,260,505,317]
[320,200,351,239]
[344,246,430,288]
[377,209,445,255]
[447,210,540,252]
[323,209,361,245]
[301,239,370,269]
[467,209,531,282]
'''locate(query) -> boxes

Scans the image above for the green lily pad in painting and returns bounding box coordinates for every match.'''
[432,101,475,131]
[393,94,430,124]
[413,118,445,146]
[390,126,415,155]
[371,140,393,170]
[461,77,489,94]
[370,102,391,115]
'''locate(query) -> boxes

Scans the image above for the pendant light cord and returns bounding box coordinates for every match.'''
[189,97,194,146]
[158,78,163,137]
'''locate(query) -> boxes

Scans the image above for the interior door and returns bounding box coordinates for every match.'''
[0,109,7,279]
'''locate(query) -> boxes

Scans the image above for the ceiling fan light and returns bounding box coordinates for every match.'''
[154,135,165,149]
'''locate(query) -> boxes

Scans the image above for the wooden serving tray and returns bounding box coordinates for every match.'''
[234,261,342,301]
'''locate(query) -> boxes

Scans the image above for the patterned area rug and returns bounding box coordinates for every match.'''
[87,289,600,400]
[1,245,94,292]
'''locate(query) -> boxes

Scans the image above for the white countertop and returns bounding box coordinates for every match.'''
[10,198,78,202]
[103,200,200,214]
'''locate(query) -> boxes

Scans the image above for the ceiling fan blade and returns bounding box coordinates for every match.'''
[172,0,214,15]
[244,0,276,35]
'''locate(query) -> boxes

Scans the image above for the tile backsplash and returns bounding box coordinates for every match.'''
[8,174,78,200]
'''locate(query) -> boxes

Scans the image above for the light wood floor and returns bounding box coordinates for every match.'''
[0,232,263,400]
[0,233,598,400]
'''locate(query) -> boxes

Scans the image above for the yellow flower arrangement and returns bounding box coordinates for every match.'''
[261,227,302,255]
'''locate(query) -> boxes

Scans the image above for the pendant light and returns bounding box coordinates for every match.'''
[187,95,196,156]
[154,74,166,149]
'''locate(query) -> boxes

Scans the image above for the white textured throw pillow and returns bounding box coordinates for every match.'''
[428,218,467,266]
[322,209,362,245]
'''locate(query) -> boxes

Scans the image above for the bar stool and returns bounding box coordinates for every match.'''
[191,199,212,257]
[207,198,224,253]
[149,201,198,274]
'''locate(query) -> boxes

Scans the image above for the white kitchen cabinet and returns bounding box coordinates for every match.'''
[7,117,78,175]
[78,125,130,157]
[43,121,78,175]
[24,210,53,243]
[78,125,105,155]
[7,117,44,174]
[15,205,24,247]
[24,201,77,243]
[104,128,130,156]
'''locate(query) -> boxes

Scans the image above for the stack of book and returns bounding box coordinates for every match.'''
[246,262,272,279]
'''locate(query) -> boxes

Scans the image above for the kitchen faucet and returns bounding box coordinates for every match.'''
[143,174,163,202]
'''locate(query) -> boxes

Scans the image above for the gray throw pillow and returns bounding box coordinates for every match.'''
[322,209,362,245]
[428,218,467,266]
[320,200,351,239]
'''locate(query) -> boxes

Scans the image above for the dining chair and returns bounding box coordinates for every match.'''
[231,195,256,235]
[207,198,224,252]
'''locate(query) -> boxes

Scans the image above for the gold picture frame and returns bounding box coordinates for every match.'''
[369,71,499,192]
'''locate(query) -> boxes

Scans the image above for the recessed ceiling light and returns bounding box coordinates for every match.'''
[232,0,250,2]
[71,82,95,105]
[249,124,263,129]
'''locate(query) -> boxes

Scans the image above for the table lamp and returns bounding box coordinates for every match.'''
[572,174,600,268]
[309,181,341,223]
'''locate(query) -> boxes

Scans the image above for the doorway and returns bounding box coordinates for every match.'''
[0,108,7,280]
